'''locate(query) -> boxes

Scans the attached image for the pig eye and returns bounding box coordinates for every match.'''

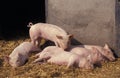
[104,49,109,54]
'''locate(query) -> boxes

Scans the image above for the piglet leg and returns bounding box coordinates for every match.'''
[66,57,75,68]
[33,58,43,63]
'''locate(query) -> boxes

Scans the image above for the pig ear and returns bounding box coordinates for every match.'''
[104,43,109,50]
[68,34,73,39]
[4,56,10,63]
[56,35,63,39]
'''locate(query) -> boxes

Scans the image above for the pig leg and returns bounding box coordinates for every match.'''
[47,58,56,64]
[34,52,41,58]
[33,57,44,63]
[54,41,58,47]
[31,39,37,46]
[36,37,42,47]
[35,61,45,65]
[66,57,75,68]
[31,36,41,47]
[54,41,60,47]
[35,40,39,47]
[47,58,52,63]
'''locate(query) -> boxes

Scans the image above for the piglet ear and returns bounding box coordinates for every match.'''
[104,43,109,50]
[4,56,10,63]
[56,35,63,39]
[68,34,73,39]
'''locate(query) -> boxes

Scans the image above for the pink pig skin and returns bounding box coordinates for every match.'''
[6,42,41,67]
[33,46,64,63]
[69,46,107,65]
[35,46,64,57]
[74,44,115,62]
[47,52,94,69]
[33,46,94,69]
[28,22,72,50]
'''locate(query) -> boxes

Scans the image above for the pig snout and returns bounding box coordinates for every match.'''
[103,50,116,62]
[56,34,73,50]
[61,45,68,50]
[108,53,116,62]
[103,44,116,62]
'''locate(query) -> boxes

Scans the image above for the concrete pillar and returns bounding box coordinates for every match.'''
[46,0,120,57]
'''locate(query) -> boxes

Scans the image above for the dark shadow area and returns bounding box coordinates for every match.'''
[0,58,4,67]
[40,38,83,50]
[111,49,118,58]
[40,40,55,50]
[0,0,45,40]
[71,38,83,45]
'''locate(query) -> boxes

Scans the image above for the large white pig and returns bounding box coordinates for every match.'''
[74,44,115,61]
[4,42,41,67]
[28,22,73,50]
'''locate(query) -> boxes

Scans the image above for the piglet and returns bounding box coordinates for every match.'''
[4,42,41,67]
[35,46,64,57]
[28,22,73,50]
[42,52,93,69]
[33,46,64,63]
[76,44,115,61]
[70,46,107,65]
[33,46,94,69]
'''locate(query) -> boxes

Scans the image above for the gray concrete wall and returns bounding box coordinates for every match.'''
[116,0,120,57]
[46,0,120,57]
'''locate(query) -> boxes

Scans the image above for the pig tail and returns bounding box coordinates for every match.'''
[27,22,33,27]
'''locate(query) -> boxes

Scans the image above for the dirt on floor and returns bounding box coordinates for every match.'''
[0,36,120,78]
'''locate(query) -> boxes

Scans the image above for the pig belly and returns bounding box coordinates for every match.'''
[48,57,69,65]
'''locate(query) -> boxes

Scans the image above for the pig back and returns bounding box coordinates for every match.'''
[69,46,91,57]
[31,23,68,39]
